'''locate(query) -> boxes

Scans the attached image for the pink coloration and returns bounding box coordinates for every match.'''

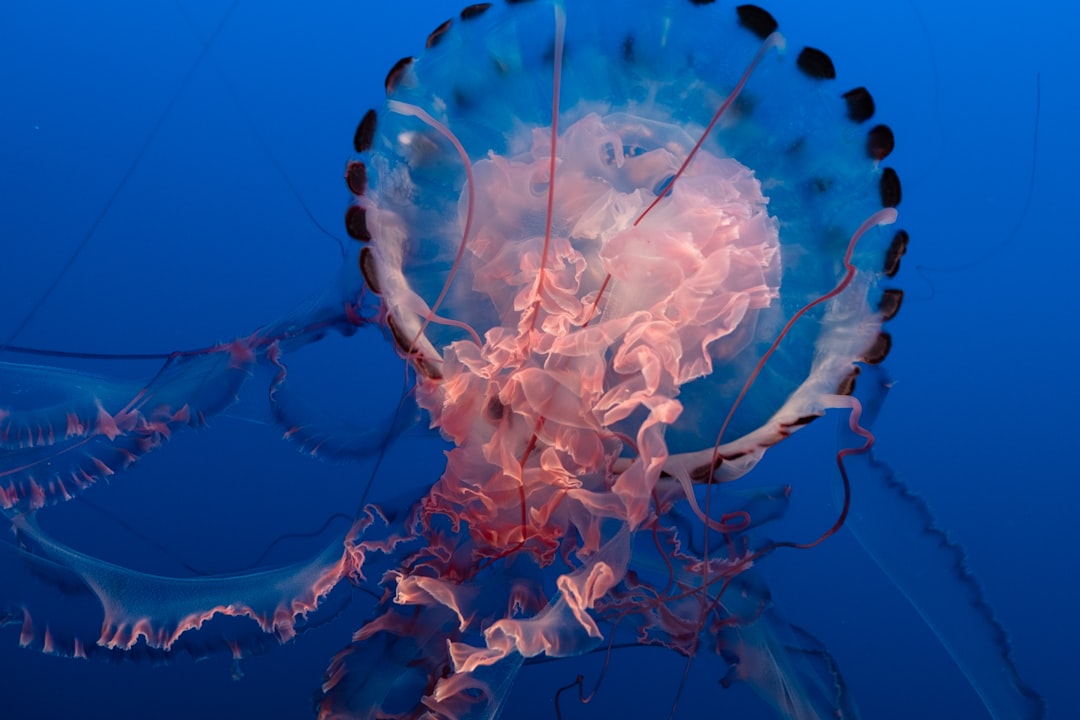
[64,411,84,438]
[0,287,374,510]
[0,4,925,718]
[0,348,256,510]
[630,32,785,228]
[393,574,478,631]
[343,13,902,709]
[5,505,414,658]
[373,114,806,707]
[409,110,784,568]
[92,401,121,440]
[18,608,33,648]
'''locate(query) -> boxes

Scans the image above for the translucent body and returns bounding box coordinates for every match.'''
[0,2,1043,719]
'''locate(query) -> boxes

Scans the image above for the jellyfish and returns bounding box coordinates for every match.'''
[0,2,1044,719]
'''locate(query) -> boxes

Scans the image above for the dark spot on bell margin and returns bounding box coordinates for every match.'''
[883,229,909,278]
[879,167,901,207]
[689,0,717,6]
[345,206,371,242]
[386,314,415,355]
[353,109,377,153]
[461,3,492,20]
[426,19,452,48]
[344,160,367,196]
[867,124,895,161]
[861,332,892,364]
[837,367,860,396]
[877,288,904,320]
[690,463,716,483]
[797,47,835,79]
[359,247,381,294]
[736,5,778,39]
[385,57,413,94]
[415,356,443,381]
[842,86,875,123]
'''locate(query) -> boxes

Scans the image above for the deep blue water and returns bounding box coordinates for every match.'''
[0,1,1075,718]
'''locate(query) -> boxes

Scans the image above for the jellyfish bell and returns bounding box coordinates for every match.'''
[342,0,903,711]
[334,2,1039,718]
[353,0,898,537]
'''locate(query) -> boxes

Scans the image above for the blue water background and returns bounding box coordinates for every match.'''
[0,1,1075,718]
